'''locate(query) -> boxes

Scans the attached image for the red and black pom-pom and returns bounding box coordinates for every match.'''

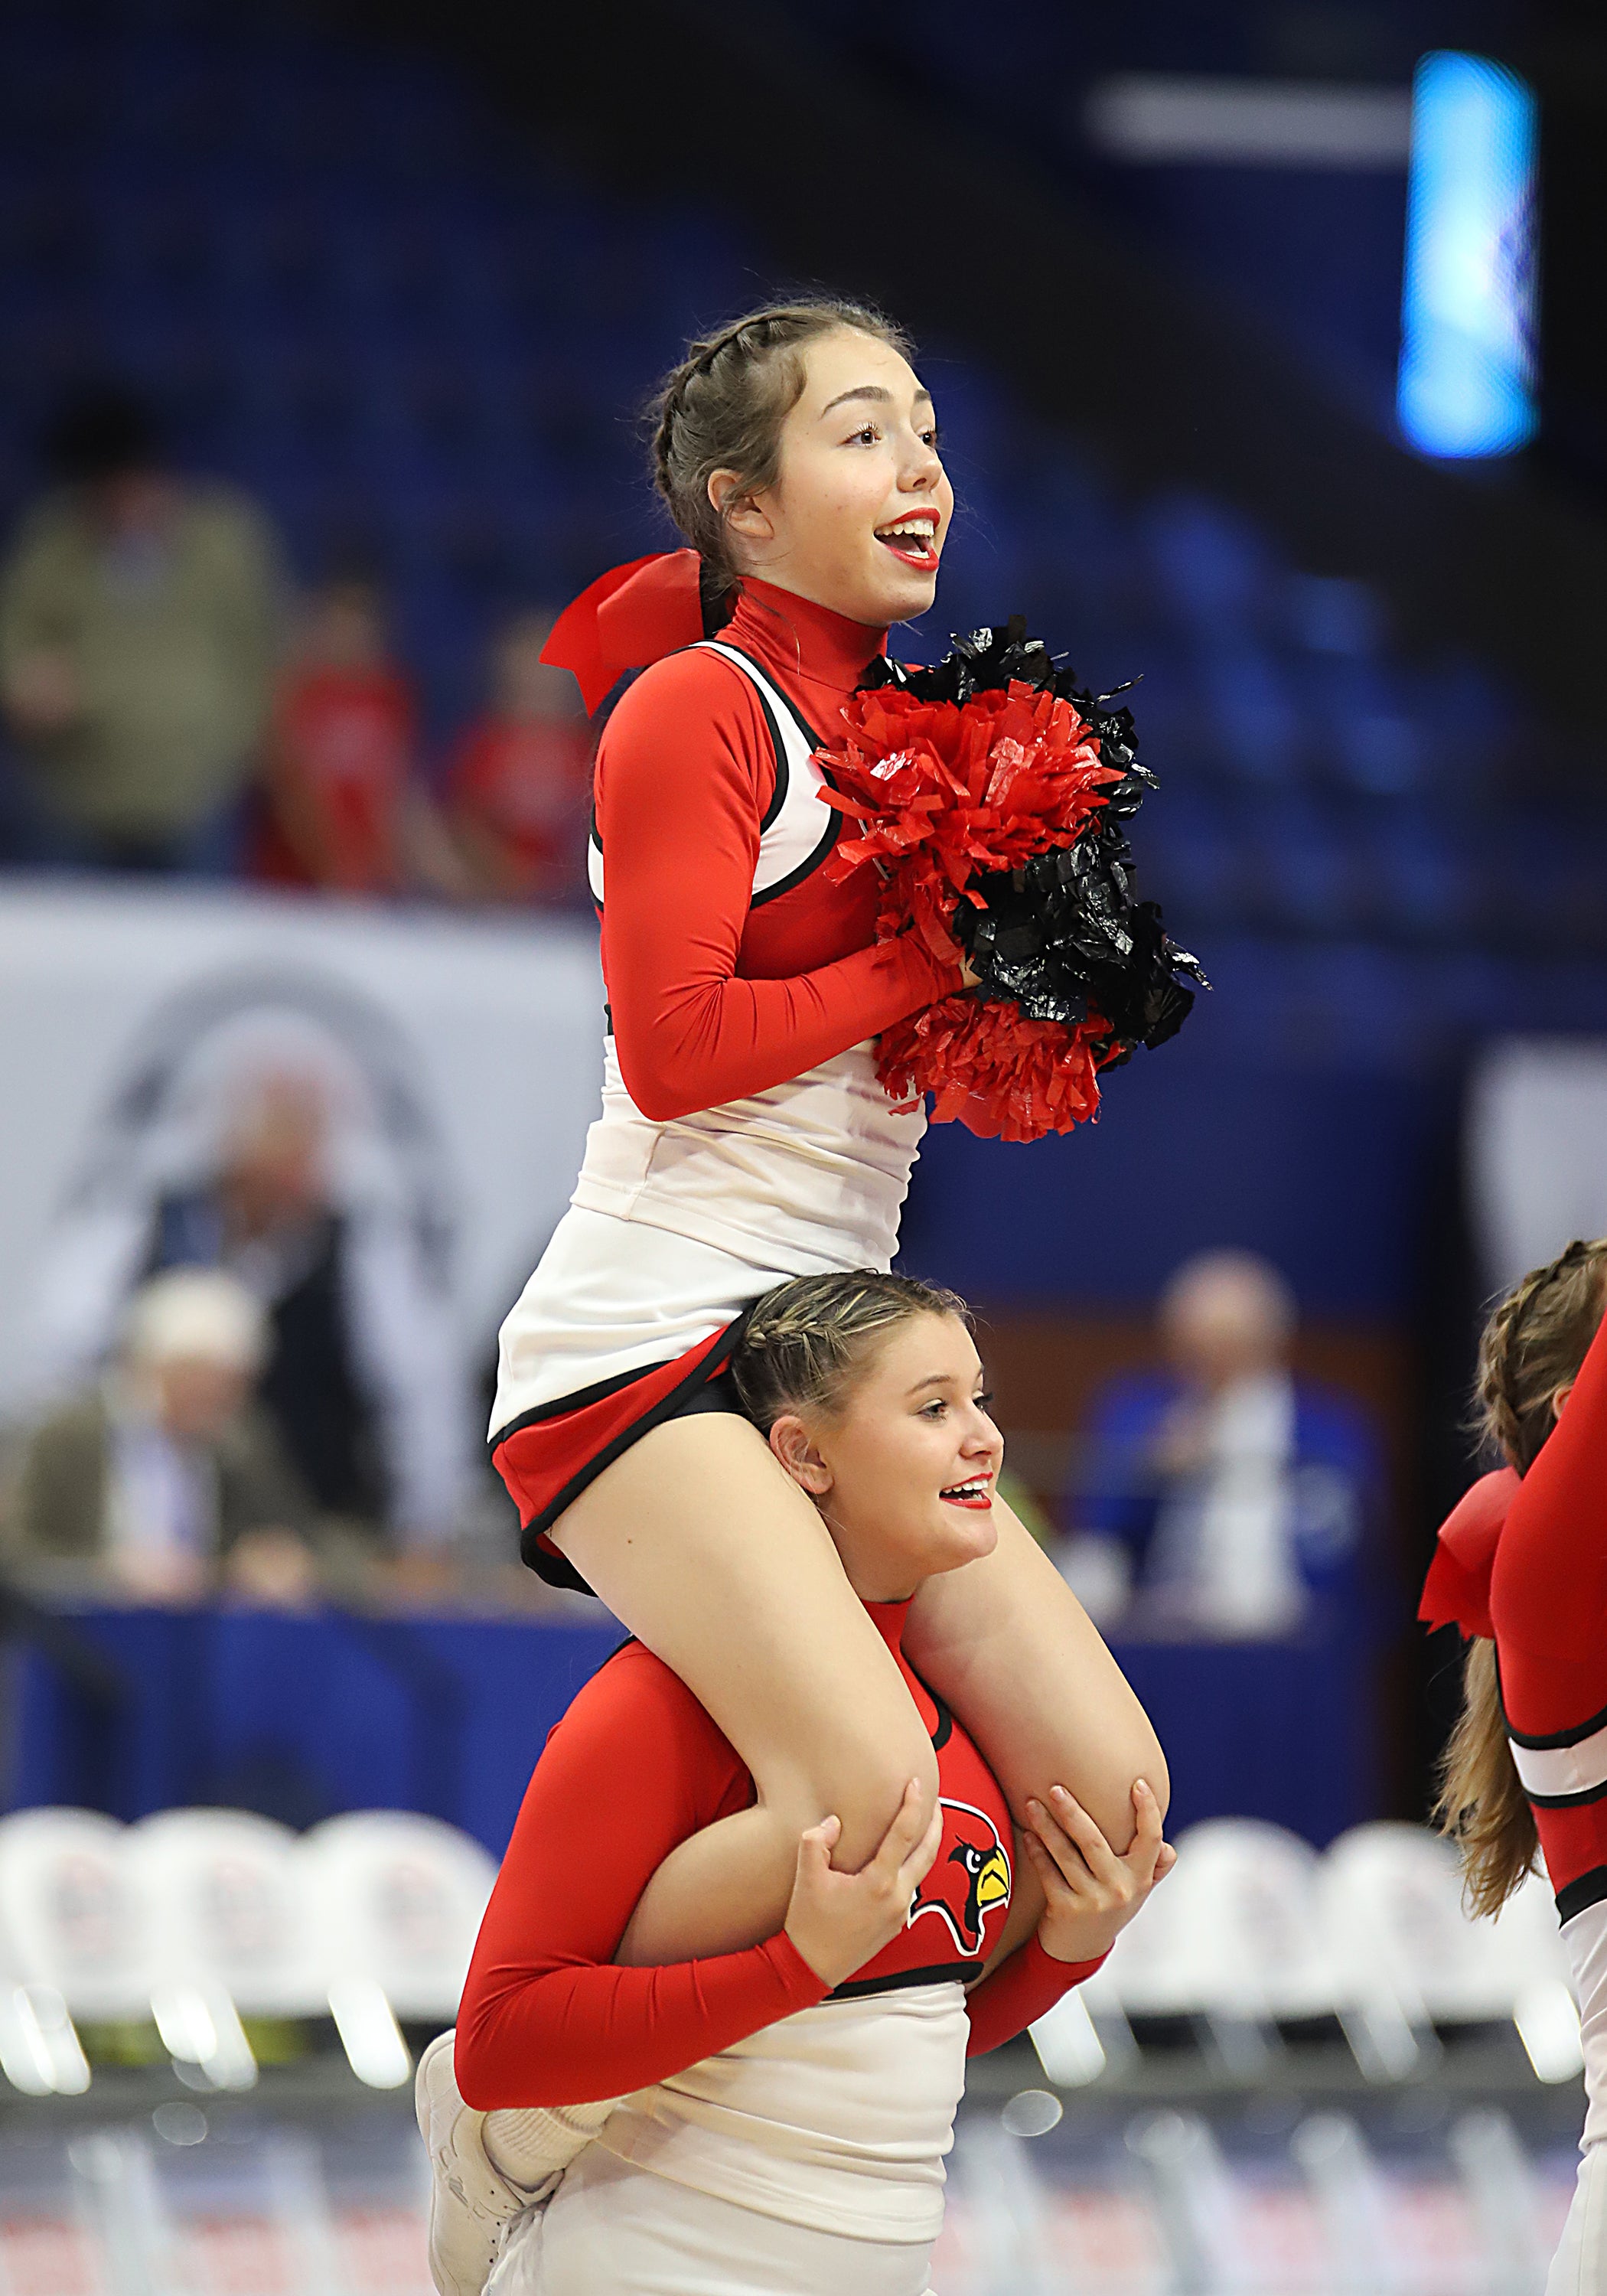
[822,620,1205,1144]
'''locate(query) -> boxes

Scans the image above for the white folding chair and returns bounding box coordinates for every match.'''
[1087,1819,1337,2019]
[295,1812,497,2089]
[0,1808,151,2092]
[1317,1820,1547,2081]
[1150,1819,1338,2021]
[1107,1818,1340,2076]
[126,1808,328,2090]
[1319,1821,1515,2022]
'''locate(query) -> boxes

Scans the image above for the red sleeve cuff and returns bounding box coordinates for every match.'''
[764,1929,833,2008]
[1029,1935,1109,1987]
[964,1935,1108,2057]
[879,933,965,1009]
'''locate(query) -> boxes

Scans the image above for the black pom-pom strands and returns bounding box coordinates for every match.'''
[824,619,1205,1143]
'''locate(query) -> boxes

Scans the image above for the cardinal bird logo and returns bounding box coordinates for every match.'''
[908,1799,1012,1957]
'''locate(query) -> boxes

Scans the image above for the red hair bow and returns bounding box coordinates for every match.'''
[1418,1467,1521,1640]
[541,550,706,714]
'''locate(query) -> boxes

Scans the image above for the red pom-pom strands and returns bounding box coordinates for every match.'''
[878,997,1107,1146]
[823,621,1206,1145]
[824,681,1119,970]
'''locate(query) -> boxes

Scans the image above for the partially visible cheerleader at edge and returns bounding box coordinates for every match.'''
[1426,1237,1607,2294]
[486,298,1166,1976]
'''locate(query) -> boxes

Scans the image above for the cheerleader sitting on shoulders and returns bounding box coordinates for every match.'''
[422,1273,1172,2296]
[486,296,1165,2019]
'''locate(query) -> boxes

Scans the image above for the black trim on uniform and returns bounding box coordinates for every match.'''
[1504,1695,1607,1752]
[830,1959,981,2001]
[1525,1776,1607,1812]
[904,1659,953,1753]
[498,1303,761,1593]
[748,800,842,908]
[490,1358,669,1443]
[761,667,834,755]
[699,642,791,833]
[751,683,790,833]
[707,641,844,911]
[706,639,834,757]
[1555,1865,1607,1926]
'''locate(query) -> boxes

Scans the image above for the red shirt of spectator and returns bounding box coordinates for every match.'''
[255,579,416,895]
[445,610,592,904]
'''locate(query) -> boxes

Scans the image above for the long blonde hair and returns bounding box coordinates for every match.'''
[1436,1238,1607,1913]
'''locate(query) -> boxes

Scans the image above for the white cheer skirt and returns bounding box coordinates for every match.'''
[489,2145,935,2296]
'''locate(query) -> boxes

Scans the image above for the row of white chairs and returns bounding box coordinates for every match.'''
[1032,1818,1585,2089]
[0,1808,1576,2105]
[0,1805,496,2097]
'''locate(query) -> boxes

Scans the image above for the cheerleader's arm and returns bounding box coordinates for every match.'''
[454,1643,826,2109]
[598,651,957,1122]
[963,1935,1107,2056]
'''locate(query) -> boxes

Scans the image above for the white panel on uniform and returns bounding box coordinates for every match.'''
[696,643,837,903]
[125,1808,324,2018]
[585,641,836,910]
[295,1811,497,2021]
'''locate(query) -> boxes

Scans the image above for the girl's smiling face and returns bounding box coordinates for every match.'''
[713,327,953,629]
[768,1313,1003,1602]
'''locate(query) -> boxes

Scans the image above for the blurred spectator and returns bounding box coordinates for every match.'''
[254,572,470,899]
[0,384,285,872]
[7,1270,317,1606]
[139,1065,471,1550]
[444,608,592,904]
[1061,1251,1378,1639]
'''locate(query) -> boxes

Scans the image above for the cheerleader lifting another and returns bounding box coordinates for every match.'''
[435,1274,1174,2294]
[1423,1238,1607,2293]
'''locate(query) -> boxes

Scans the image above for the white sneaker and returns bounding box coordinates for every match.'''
[415,2031,621,2296]
[416,2031,542,2296]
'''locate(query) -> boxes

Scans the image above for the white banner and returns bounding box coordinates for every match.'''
[1467,1038,1607,1292]
[0,880,604,1438]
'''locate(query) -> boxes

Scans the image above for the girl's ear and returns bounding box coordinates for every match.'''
[709,469,774,546]
[1553,1379,1576,1422]
[768,1412,833,1498]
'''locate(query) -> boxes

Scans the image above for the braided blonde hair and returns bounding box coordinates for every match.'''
[1437,1236,1607,1913]
[731,1270,969,1433]
[648,299,912,595]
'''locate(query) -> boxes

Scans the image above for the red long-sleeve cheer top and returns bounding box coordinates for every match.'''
[455,1597,1097,2112]
[591,578,955,1125]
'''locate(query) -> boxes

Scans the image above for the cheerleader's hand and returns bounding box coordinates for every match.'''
[784,1781,944,1989]
[1022,1779,1175,1965]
